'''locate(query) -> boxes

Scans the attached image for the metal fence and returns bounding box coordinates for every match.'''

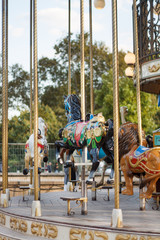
[0,143,60,173]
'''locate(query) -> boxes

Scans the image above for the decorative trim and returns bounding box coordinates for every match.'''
[148,64,160,73]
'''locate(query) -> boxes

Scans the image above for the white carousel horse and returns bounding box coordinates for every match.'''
[23,117,49,175]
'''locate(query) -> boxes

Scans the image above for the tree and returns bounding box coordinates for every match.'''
[95,70,159,134]
[7,104,61,143]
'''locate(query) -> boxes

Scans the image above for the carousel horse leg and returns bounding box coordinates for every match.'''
[140,176,159,199]
[120,156,134,195]
[107,154,114,184]
[86,148,99,184]
[23,150,31,175]
[96,161,107,187]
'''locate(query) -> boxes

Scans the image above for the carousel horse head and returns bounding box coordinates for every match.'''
[119,122,160,199]
[64,94,81,123]
[38,117,48,138]
[23,117,49,175]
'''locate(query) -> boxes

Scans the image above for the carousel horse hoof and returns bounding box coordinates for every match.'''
[86,179,94,185]
[43,156,48,162]
[23,168,29,175]
[122,188,133,195]
[107,178,114,184]
[140,193,152,199]
[38,168,42,174]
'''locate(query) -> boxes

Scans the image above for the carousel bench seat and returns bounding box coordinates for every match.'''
[101,185,113,201]
[19,186,30,201]
[60,196,87,215]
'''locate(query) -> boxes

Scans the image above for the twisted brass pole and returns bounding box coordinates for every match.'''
[89,0,94,115]
[112,0,119,209]
[5,0,8,189]
[68,0,71,95]
[133,0,142,146]
[80,0,87,215]
[80,0,85,121]
[33,0,38,201]
[2,0,6,194]
[30,0,33,186]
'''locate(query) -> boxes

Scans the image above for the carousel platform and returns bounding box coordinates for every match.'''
[0,186,160,240]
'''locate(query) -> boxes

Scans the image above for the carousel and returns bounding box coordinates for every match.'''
[0,0,160,239]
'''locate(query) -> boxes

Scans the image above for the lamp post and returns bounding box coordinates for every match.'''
[124,52,135,78]
[94,0,105,9]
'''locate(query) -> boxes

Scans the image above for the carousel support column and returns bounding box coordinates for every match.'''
[68,0,71,95]
[111,0,122,227]
[5,0,9,202]
[133,0,145,210]
[1,0,8,208]
[80,0,87,215]
[30,0,33,189]
[31,0,41,217]
[89,0,94,115]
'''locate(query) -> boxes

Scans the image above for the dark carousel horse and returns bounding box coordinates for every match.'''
[55,94,114,184]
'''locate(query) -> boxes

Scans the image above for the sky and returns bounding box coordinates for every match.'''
[0,0,133,72]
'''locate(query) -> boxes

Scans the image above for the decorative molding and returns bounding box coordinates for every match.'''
[148,64,160,73]
[31,222,58,239]
[10,217,27,233]
[70,229,108,240]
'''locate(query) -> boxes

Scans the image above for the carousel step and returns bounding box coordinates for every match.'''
[0,223,47,240]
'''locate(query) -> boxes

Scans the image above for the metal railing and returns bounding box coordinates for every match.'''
[0,143,59,173]
[135,0,160,64]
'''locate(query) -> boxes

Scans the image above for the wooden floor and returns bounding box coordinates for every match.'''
[2,186,160,235]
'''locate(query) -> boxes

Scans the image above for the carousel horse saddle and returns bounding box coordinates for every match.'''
[134,145,149,157]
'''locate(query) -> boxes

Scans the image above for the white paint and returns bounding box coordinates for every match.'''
[111,208,123,228]
[31,200,41,217]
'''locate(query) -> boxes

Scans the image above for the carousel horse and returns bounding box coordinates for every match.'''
[119,122,160,199]
[55,94,114,183]
[98,106,129,186]
[23,117,49,175]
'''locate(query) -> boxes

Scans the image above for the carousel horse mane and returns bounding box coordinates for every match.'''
[64,94,81,122]
[119,122,146,161]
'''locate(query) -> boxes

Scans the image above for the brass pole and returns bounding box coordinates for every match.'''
[5,0,8,188]
[30,0,33,185]
[33,0,38,201]
[80,0,87,215]
[89,0,94,115]
[133,0,142,145]
[2,0,6,194]
[80,0,85,121]
[112,0,119,209]
[68,0,71,95]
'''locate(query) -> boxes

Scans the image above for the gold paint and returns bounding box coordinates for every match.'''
[10,217,27,233]
[0,213,6,225]
[70,229,81,240]
[116,234,130,240]
[31,222,43,236]
[10,218,18,230]
[129,156,160,175]
[63,129,68,138]
[86,130,91,139]
[148,64,160,73]
[94,127,102,137]
[44,224,48,237]
[47,225,58,239]
[19,220,27,233]
[95,231,108,239]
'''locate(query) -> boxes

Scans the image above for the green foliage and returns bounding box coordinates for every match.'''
[95,70,160,134]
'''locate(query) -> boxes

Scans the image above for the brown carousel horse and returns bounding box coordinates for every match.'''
[119,122,160,199]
